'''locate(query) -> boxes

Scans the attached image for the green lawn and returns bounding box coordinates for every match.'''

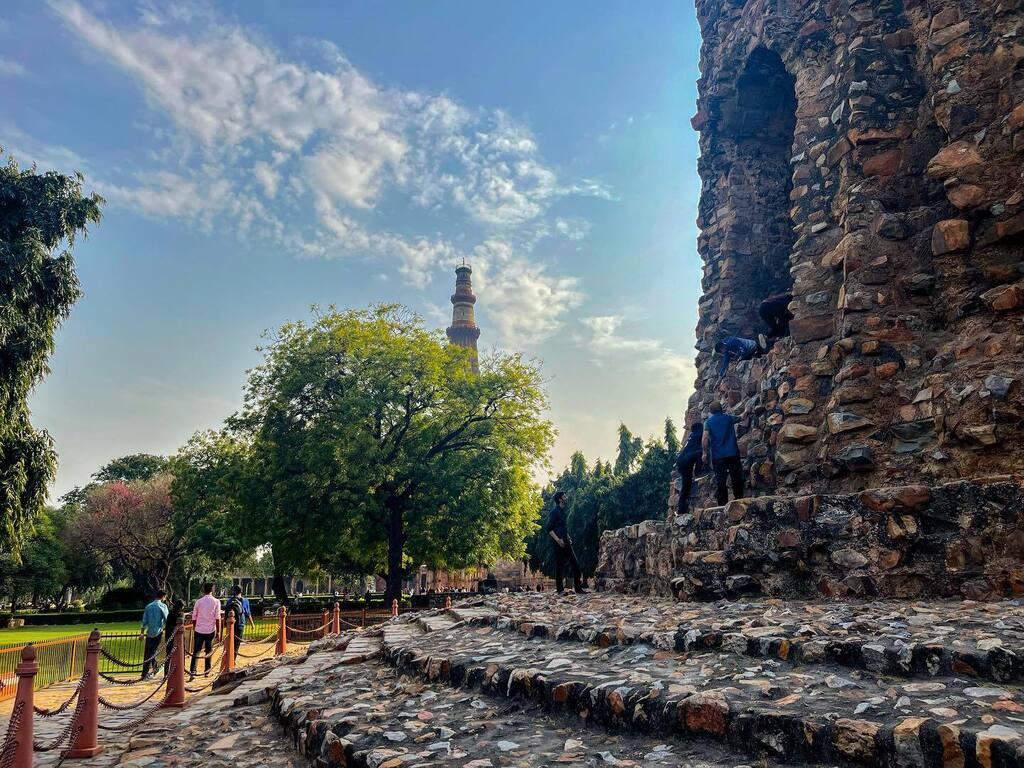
[0,621,140,646]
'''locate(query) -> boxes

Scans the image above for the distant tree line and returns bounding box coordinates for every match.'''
[526,420,680,578]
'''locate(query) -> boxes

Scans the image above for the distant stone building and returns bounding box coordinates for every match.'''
[599,0,1024,601]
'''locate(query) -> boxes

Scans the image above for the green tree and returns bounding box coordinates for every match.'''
[68,474,209,594]
[93,453,168,483]
[613,423,643,475]
[227,305,553,603]
[528,418,679,579]
[0,508,67,609]
[0,152,102,552]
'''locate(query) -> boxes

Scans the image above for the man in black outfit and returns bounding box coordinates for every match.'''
[547,491,583,594]
[674,422,704,515]
[758,292,794,339]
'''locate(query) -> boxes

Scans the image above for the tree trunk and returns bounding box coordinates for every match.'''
[271,574,290,604]
[385,506,405,605]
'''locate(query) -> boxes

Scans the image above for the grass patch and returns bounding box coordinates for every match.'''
[0,621,140,645]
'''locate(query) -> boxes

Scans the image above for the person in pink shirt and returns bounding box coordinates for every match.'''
[189,583,220,676]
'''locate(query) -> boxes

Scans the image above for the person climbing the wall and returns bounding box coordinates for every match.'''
[758,292,794,339]
[674,422,704,515]
[702,401,745,506]
[714,335,767,377]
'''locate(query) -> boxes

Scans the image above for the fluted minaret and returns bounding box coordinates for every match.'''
[446,263,481,370]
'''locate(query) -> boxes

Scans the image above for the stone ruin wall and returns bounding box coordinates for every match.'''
[682,0,1024,509]
[599,0,1024,598]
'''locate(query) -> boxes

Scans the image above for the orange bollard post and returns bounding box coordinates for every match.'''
[162,618,185,708]
[10,644,37,768]
[321,609,329,639]
[220,613,235,675]
[66,630,103,758]
[391,598,398,618]
[332,602,340,635]
[444,595,452,610]
[360,607,366,627]
[275,606,288,656]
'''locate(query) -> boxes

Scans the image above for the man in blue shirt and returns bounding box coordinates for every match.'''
[702,401,745,506]
[715,335,766,377]
[138,589,168,679]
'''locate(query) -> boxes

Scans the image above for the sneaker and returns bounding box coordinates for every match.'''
[757,333,768,351]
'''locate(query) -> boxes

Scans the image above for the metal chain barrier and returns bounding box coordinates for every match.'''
[233,642,276,660]
[33,669,91,754]
[183,676,219,693]
[96,654,176,733]
[0,700,24,768]
[97,675,168,711]
[100,646,161,669]
[285,621,332,635]
[33,684,82,718]
[245,630,278,643]
[97,670,163,686]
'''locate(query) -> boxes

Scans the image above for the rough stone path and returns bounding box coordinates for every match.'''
[380,595,1024,767]
[14,594,1024,767]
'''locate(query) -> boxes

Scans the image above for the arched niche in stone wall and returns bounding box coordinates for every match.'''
[711,46,798,339]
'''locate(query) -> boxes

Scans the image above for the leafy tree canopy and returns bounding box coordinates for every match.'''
[0,151,102,552]
[191,305,554,602]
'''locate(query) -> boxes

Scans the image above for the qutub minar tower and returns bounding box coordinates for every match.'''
[445,261,480,371]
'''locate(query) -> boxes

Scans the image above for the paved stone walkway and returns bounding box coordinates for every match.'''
[0,635,288,766]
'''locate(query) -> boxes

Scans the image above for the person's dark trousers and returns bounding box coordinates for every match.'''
[554,542,583,593]
[677,455,700,515]
[190,631,215,675]
[162,636,174,677]
[141,635,162,679]
[233,631,243,658]
[713,456,745,506]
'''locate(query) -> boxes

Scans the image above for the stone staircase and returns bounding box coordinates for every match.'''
[246,593,1024,767]
[597,476,1024,602]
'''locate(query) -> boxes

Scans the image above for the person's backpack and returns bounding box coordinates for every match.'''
[225,596,243,629]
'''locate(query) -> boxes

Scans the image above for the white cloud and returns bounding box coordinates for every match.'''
[471,239,583,347]
[252,161,279,198]
[580,314,696,381]
[49,0,612,291]
[0,57,26,77]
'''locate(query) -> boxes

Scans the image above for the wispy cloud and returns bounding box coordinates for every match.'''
[45,0,611,348]
[580,314,696,380]
[0,57,26,77]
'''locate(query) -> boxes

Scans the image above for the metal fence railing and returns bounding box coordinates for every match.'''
[0,602,410,703]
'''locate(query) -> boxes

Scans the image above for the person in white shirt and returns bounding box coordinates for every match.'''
[189,583,220,676]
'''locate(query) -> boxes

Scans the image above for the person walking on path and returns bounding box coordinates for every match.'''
[138,590,168,680]
[547,491,584,594]
[224,585,248,655]
[163,598,184,677]
[714,335,767,378]
[675,422,704,515]
[703,401,745,506]
[189,583,220,676]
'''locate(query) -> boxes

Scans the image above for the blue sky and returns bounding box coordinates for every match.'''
[4,0,702,497]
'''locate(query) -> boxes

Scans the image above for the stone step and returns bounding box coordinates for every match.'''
[416,613,461,633]
[270,631,749,767]
[598,478,1024,601]
[451,594,1024,685]
[384,605,1024,767]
